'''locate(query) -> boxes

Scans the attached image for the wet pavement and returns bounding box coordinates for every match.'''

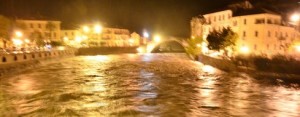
[0,54,299,117]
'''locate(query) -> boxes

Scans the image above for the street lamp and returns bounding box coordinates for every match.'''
[12,38,23,46]
[143,32,149,38]
[296,45,300,52]
[75,36,82,42]
[291,13,300,22]
[290,13,300,31]
[240,46,250,54]
[83,26,90,33]
[94,24,102,34]
[15,31,23,38]
[154,35,161,43]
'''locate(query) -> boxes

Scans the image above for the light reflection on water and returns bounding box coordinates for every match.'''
[0,54,299,116]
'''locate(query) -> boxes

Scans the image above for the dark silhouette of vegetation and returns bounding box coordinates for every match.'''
[29,30,45,47]
[46,21,56,40]
[185,36,204,57]
[207,28,238,52]
[234,55,300,74]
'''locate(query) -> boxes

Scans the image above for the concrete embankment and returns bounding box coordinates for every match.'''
[0,49,76,77]
[197,54,300,80]
[77,47,138,55]
[198,54,237,72]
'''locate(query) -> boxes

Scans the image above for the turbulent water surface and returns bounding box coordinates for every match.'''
[0,54,299,117]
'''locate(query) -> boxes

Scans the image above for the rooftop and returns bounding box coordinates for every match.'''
[203,0,280,17]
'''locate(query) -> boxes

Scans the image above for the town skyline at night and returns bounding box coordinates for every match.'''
[0,0,298,37]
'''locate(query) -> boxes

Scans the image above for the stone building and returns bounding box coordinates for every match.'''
[73,24,142,47]
[191,1,300,56]
[16,20,61,42]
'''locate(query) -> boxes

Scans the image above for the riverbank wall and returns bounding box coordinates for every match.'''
[77,47,138,55]
[197,54,300,79]
[0,49,76,77]
[198,54,237,72]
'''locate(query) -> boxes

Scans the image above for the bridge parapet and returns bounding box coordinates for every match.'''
[0,49,76,64]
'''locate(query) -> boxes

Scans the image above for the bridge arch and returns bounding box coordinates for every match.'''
[148,39,187,53]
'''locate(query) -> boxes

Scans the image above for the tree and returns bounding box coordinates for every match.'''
[207,28,238,53]
[185,36,204,57]
[29,30,45,47]
[45,21,56,40]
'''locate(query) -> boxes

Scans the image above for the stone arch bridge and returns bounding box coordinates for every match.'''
[144,38,188,53]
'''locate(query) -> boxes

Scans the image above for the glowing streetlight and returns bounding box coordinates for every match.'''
[63,37,69,41]
[83,26,90,33]
[291,13,300,22]
[143,32,149,38]
[75,36,82,42]
[12,39,23,46]
[239,46,250,54]
[94,24,102,34]
[129,38,135,43]
[15,31,23,37]
[24,39,30,43]
[296,45,300,52]
[154,35,161,43]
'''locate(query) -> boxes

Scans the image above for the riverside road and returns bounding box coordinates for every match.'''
[0,54,299,117]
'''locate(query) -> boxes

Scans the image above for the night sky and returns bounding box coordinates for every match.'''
[0,0,299,37]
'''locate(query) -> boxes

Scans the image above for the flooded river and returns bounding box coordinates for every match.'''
[0,54,299,117]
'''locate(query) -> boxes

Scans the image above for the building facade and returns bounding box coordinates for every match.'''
[60,30,82,47]
[71,25,142,47]
[16,20,61,42]
[191,1,300,56]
